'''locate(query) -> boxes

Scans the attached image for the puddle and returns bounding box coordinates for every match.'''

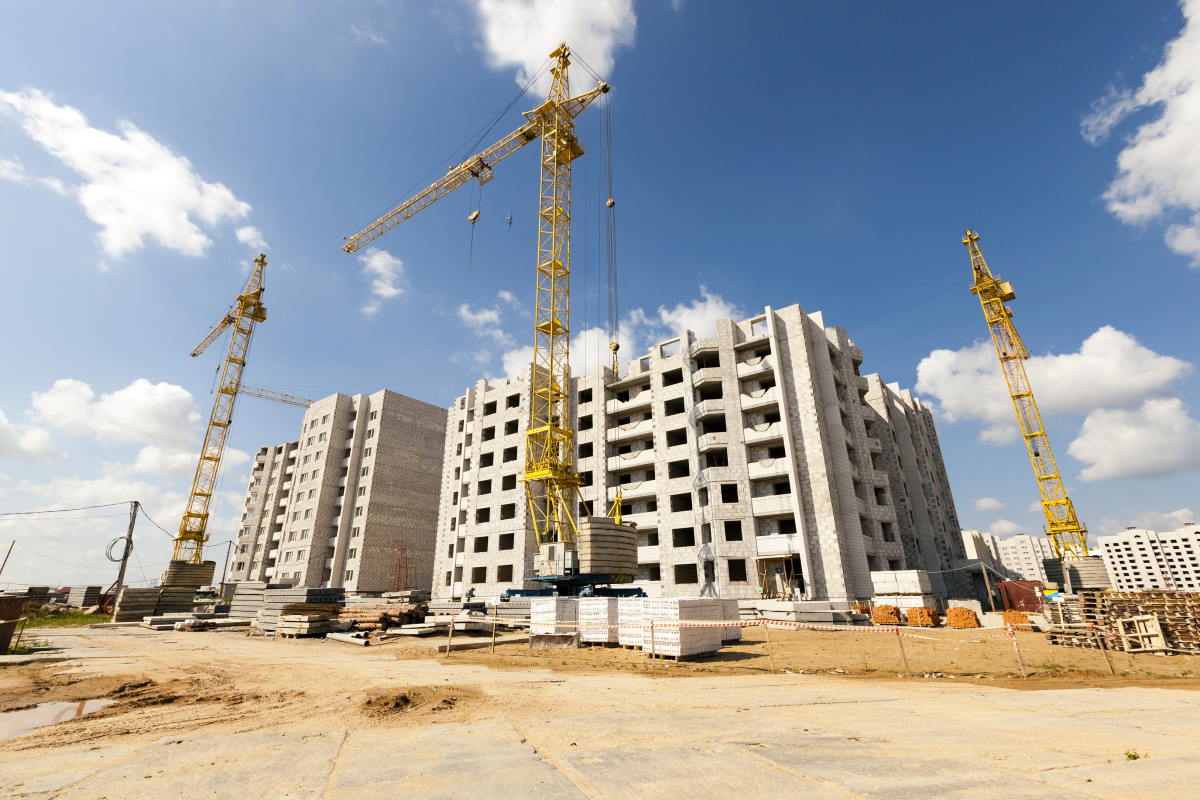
[0,699,114,740]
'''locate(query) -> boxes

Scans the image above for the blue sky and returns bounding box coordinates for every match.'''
[2,1,1198,586]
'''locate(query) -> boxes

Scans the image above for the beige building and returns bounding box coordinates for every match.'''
[1098,524,1200,592]
[230,389,446,592]
[431,303,968,602]
[992,534,1056,582]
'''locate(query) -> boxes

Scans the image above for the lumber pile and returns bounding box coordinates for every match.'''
[946,607,980,629]
[1048,591,1200,654]
[337,603,426,630]
[112,587,161,622]
[872,605,901,625]
[907,607,939,628]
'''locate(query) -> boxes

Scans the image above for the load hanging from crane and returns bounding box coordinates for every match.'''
[963,231,1090,561]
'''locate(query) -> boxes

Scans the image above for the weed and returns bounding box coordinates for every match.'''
[1181,669,1193,677]
[860,653,875,673]
[1033,660,1065,671]
[1125,750,1142,761]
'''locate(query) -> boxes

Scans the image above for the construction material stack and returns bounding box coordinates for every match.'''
[277,615,332,638]
[531,597,577,636]
[617,597,644,648]
[337,603,427,631]
[644,597,722,658]
[112,587,161,622]
[720,599,743,643]
[495,599,532,624]
[871,570,935,614]
[1048,590,1200,654]
[578,597,618,644]
[257,587,344,634]
[427,600,485,620]
[155,587,199,616]
[67,586,102,609]
[1,587,50,605]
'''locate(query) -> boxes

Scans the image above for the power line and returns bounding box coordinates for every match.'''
[0,513,130,522]
[0,501,132,516]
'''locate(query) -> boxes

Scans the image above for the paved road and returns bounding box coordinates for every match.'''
[2,628,1197,799]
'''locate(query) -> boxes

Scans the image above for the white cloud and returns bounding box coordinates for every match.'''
[358,247,406,316]
[235,226,267,250]
[1099,507,1196,535]
[656,285,741,342]
[474,0,636,92]
[458,303,515,346]
[0,155,67,194]
[0,409,61,462]
[351,22,387,45]
[916,325,1191,443]
[1068,398,1200,481]
[30,378,201,450]
[990,519,1033,537]
[1082,1,1200,263]
[972,497,1006,511]
[0,88,251,257]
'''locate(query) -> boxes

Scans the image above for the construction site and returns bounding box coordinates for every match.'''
[2,28,1199,800]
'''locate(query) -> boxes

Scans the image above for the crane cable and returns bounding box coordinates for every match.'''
[602,89,619,374]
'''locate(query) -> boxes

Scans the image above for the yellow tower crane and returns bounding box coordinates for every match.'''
[343,43,607,554]
[964,231,1089,560]
[172,254,312,565]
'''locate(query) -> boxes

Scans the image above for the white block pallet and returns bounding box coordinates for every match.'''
[530,597,577,635]
[617,598,644,648]
[643,597,722,657]
[578,597,619,643]
[720,599,743,642]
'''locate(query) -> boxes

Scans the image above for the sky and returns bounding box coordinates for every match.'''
[1,1,1198,587]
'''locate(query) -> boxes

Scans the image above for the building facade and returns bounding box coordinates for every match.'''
[430,303,969,603]
[229,389,446,592]
[1097,524,1200,592]
[991,534,1056,582]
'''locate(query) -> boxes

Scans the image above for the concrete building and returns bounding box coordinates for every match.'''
[229,390,446,592]
[430,303,969,603]
[1097,524,1200,592]
[992,534,1055,582]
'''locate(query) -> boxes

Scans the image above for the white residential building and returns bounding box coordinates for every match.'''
[230,389,446,592]
[1097,524,1200,592]
[993,534,1055,582]
[430,303,969,602]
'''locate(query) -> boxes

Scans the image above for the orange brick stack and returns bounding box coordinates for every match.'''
[907,607,939,627]
[1001,609,1031,631]
[849,604,870,615]
[872,605,901,625]
[946,607,980,629]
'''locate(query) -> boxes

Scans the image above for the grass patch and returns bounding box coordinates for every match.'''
[5,635,50,655]
[19,602,110,628]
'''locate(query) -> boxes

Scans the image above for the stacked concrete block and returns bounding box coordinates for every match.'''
[155,587,198,615]
[578,597,619,643]
[530,597,577,635]
[159,560,216,588]
[576,518,637,579]
[871,569,935,612]
[277,615,332,637]
[720,598,743,643]
[67,586,102,608]
[3,587,50,605]
[618,597,644,647]
[644,597,722,657]
[112,588,161,622]
[258,587,344,632]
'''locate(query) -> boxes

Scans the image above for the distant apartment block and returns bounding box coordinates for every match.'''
[992,534,1055,582]
[230,390,446,592]
[430,303,969,602]
[1097,524,1200,592]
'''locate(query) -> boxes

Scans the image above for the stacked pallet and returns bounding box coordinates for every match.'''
[644,597,722,658]
[428,601,486,617]
[720,599,743,643]
[67,586,102,608]
[578,597,619,643]
[337,603,426,630]
[1044,597,1083,628]
[2,587,50,605]
[258,587,344,633]
[1096,591,1199,653]
[155,587,198,615]
[277,614,331,638]
[112,587,161,622]
[617,597,644,647]
[531,597,576,635]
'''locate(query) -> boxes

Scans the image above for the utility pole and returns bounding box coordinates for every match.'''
[980,562,996,614]
[0,540,13,578]
[114,501,138,591]
[219,541,233,590]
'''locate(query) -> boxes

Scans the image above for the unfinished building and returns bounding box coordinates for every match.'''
[229,389,445,592]
[431,303,968,603]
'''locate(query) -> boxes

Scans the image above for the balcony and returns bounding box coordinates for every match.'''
[740,385,779,411]
[607,447,655,473]
[743,421,785,446]
[607,479,657,501]
[268,549,279,559]
[285,464,295,475]
[341,458,350,468]
[692,399,725,420]
[855,495,867,518]
[751,494,794,517]
[755,534,806,557]
[849,461,860,482]
[866,437,882,453]
[608,416,655,443]
[338,476,349,487]
[275,514,286,524]
[747,457,789,481]
[333,496,344,506]
[344,438,354,449]
[736,355,775,380]
[692,367,723,387]
[696,431,727,453]
[606,390,653,417]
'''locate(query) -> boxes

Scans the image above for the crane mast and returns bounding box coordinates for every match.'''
[173,254,269,564]
[964,231,1089,560]
[342,43,607,550]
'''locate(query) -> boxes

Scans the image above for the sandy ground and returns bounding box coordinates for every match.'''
[1,624,1198,798]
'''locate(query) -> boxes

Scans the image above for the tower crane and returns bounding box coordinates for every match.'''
[964,231,1089,560]
[172,254,313,566]
[343,43,608,558]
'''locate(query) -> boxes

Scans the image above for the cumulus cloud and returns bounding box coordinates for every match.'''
[916,325,1190,443]
[1082,1,1200,263]
[474,0,636,92]
[30,378,201,450]
[459,302,515,346]
[0,156,67,194]
[1068,398,1200,481]
[990,519,1033,537]
[358,248,406,316]
[0,88,251,257]
[0,409,61,462]
[235,226,267,250]
[656,285,741,342]
[973,497,1006,511]
[1099,507,1196,535]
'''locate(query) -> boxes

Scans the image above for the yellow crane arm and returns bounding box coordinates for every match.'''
[964,231,1089,560]
[342,85,606,255]
[190,313,236,357]
[239,384,312,408]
